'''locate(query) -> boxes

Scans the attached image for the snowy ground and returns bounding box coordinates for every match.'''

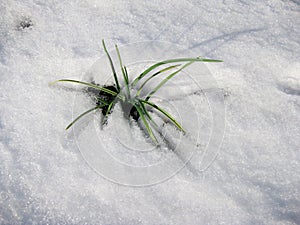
[0,0,300,224]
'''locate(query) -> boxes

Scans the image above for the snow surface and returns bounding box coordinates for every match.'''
[0,0,300,224]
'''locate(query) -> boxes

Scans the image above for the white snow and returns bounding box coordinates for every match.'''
[0,0,299,224]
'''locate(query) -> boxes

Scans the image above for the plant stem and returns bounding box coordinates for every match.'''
[102,40,121,91]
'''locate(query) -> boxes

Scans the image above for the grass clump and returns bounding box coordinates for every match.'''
[51,40,222,146]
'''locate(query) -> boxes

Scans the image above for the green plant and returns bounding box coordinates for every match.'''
[51,40,222,146]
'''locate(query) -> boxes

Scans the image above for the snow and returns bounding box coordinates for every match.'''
[0,0,299,224]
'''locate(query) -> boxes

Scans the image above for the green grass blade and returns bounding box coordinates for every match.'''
[66,104,104,130]
[50,79,118,96]
[138,100,158,128]
[105,100,115,117]
[134,103,159,145]
[132,57,222,86]
[123,66,129,85]
[139,99,185,133]
[124,66,131,98]
[101,98,118,125]
[115,44,131,99]
[115,44,129,85]
[96,97,110,105]
[136,64,181,96]
[145,61,194,101]
[102,40,120,91]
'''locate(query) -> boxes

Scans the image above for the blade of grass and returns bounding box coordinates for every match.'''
[132,57,222,86]
[136,64,181,96]
[124,66,129,84]
[50,79,118,96]
[66,104,105,130]
[115,44,129,85]
[51,79,125,101]
[139,99,185,133]
[102,40,120,91]
[138,100,158,128]
[124,66,130,99]
[101,98,118,125]
[105,100,116,117]
[145,61,194,101]
[134,103,159,145]
[115,44,131,99]
[96,97,110,105]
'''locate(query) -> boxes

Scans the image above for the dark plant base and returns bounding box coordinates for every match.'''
[129,106,139,120]
[97,85,117,115]
[96,85,139,121]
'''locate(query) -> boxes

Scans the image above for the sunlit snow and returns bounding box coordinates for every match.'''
[0,0,299,224]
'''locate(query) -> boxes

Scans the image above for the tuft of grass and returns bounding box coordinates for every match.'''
[50,40,222,146]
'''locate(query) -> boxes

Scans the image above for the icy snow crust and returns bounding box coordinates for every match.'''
[0,0,299,224]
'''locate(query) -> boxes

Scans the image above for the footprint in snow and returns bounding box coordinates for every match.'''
[17,17,33,30]
[277,77,300,96]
